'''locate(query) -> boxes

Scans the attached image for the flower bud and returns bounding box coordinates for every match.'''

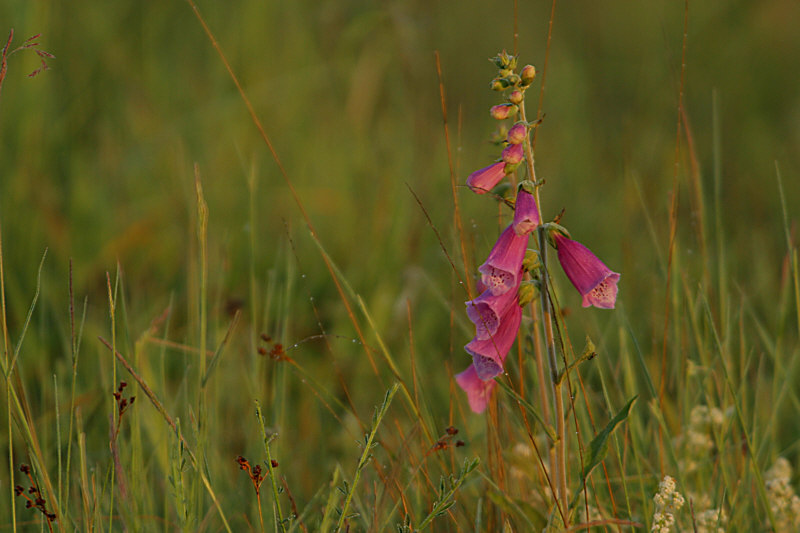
[490,78,509,91]
[521,64,537,86]
[489,103,517,120]
[517,280,539,307]
[508,90,523,105]
[506,122,527,144]
[523,249,541,272]
[501,143,524,165]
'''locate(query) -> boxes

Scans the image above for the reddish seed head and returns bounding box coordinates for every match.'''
[456,440,465,447]
[446,426,458,435]
[260,333,271,342]
[270,459,279,468]
[20,464,30,474]
[258,347,267,355]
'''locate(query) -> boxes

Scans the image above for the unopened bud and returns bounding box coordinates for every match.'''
[502,143,524,165]
[517,280,540,307]
[506,122,528,144]
[490,78,510,91]
[490,103,517,120]
[508,90,523,105]
[523,249,541,272]
[521,65,537,85]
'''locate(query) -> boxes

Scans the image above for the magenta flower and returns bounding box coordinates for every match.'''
[465,301,522,380]
[465,279,520,340]
[554,234,620,309]
[506,122,527,144]
[466,161,506,194]
[455,364,497,413]
[501,142,524,165]
[479,224,529,295]
[513,185,540,235]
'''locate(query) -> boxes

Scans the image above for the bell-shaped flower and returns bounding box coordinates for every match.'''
[466,161,506,194]
[513,183,540,235]
[479,224,529,295]
[554,234,620,309]
[455,364,497,413]
[464,301,522,380]
[466,278,520,340]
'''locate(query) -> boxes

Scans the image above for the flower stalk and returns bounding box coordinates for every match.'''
[454,51,620,529]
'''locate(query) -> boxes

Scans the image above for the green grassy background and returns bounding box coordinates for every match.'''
[1,0,799,531]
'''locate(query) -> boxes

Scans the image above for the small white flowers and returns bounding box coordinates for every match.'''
[765,457,800,530]
[651,476,685,533]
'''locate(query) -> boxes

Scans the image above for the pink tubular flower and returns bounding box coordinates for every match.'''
[479,224,529,295]
[501,142,524,165]
[455,364,497,413]
[466,279,520,340]
[466,161,506,194]
[513,186,540,235]
[554,234,620,309]
[465,301,522,380]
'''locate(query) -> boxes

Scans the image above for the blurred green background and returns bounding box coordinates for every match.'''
[2,0,799,326]
[1,0,799,525]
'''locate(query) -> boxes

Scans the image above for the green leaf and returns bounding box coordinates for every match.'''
[581,396,637,480]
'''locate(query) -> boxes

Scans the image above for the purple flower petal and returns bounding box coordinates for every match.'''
[512,187,540,235]
[465,281,520,340]
[555,234,620,309]
[479,224,529,296]
[464,302,522,380]
[455,364,497,413]
[466,162,506,194]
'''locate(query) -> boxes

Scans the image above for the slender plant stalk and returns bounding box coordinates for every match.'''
[537,229,568,525]
[518,97,567,525]
[105,271,117,532]
[97,337,233,532]
[255,401,285,532]
[336,383,399,533]
[0,225,16,532]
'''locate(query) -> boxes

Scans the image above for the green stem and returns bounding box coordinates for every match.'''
[336,383,399,532]
[537,228,569,526]
[255,401,285,532]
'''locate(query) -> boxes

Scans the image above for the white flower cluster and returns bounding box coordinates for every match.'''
[677,405,726,472]
[765,457,800,530]
[651,475,685,533]
[693,507,727,533]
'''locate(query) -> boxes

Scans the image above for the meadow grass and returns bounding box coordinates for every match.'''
[1,0,799,531]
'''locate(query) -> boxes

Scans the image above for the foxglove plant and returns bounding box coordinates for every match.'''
[452,51,620,524]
